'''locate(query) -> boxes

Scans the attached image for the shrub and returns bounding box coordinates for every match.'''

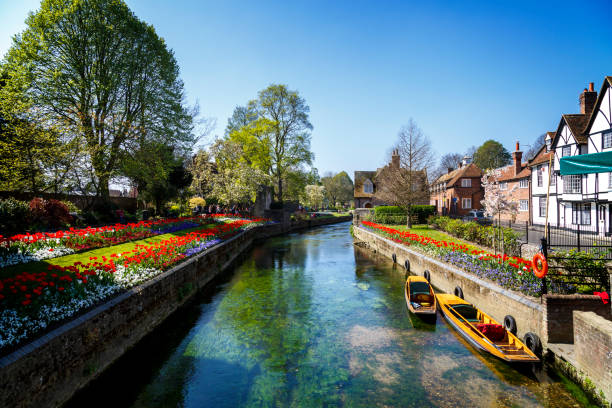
[60,200,80,214]
[428,215,521,256]
[372,205,435,224]
[410,205,436,223]
[189,197,206,209]
[29,198,73,229]
[550,249,609,293]
[0,198,31,235]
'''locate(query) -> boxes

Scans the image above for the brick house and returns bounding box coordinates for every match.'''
[429,157,484,216]
[354,150,428,208]
[493,142,531,223]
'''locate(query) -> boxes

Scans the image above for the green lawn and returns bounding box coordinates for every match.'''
[0,223,217,279]
[388,224,482,253]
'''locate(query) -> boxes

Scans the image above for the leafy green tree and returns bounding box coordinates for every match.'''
[321,171,353,207]
[473,140,511,170]
[0,0,195,200]
[122,143,191,214]
[249,84,314,202]
[195,139,271,205]
[225,105,257,136]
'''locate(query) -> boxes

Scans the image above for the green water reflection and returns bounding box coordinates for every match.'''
[66,222,595,407]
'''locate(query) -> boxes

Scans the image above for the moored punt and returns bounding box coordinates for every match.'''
[436,294,539,363]
[405,276,437,317]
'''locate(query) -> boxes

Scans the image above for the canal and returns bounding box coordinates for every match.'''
[66,222,594,407]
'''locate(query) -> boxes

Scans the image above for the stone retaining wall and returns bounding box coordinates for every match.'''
[574,311,612,405]
[0,216,350,408]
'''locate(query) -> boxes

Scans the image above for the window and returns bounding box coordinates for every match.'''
[363,180,373,193]
[519,200,528,212]
[572,203,591,225]
[563,175,581,194]
[539,197,546,217]
[562,146,571,157]
[537,166,543,187]
[580,145,588,155]
[499,182,508,190]
[604,131,612,149]
[519,178,529,188]
[462,198,472,209]
[609,172,612,190]
[550,173,556,186]
[461,178,471,187]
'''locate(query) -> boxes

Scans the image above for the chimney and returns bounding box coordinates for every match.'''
[458,161,463,169]
[512,141,522,176]
[580,82,597,115]
[447,167,453,174]
[391,149,400,169]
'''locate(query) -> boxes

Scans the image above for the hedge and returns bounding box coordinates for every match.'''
[429,215,521,256]
[371,205,436,224]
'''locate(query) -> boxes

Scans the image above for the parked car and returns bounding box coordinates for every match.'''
[462,210,492,225]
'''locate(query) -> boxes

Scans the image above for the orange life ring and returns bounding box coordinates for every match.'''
[532,253,548,278]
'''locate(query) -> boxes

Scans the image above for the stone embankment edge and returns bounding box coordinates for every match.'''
[0,215,351,408]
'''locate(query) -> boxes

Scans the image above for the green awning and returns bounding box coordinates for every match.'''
[559,151,612,175]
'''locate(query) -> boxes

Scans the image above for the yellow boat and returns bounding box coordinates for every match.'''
[405,276,437,316]
[436,294,539,363]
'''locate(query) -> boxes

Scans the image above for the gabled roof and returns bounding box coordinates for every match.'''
[528,144,553,167]
[561,114,589,144]
[496,162,530,182]
[432,163,482,186]
[354,171,376,198]
[583,76,612,135]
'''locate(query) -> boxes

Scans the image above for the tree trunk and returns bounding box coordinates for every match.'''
[276,173,283,203]
[406,203,412,228]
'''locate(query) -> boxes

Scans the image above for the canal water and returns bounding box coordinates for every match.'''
[66,222,594,407]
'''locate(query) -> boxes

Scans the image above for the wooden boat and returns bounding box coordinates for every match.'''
[436,294,539,363]
[404,276,437,316]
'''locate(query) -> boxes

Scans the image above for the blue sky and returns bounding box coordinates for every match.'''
[1,0,611,180]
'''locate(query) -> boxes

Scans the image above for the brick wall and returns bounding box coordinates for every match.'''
[574,311,612,404]
[543,294,611,344]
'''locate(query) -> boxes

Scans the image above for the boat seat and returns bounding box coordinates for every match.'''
[450,304,479,322]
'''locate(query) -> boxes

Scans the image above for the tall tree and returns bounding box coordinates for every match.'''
[250,84,314,202]
[0,0,195,200]
[430,152,463,181]
[375,119,434,227]
[321,171,354,207]
[473,140,511,170]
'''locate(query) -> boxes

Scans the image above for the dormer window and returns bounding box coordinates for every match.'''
[461,179,471,187]
[363,179,373,193]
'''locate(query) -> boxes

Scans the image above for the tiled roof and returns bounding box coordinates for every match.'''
[496,162,530,182]
[562,114,588,144]
[528,144,553,167]
[433,163,482,186]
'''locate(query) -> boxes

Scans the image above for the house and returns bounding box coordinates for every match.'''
[429,157,484,216]
[528,136,555,227]
[533,77,612,235]
[493,142,531,223]
[354,150,428,208]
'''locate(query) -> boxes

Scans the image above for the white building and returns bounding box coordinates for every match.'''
[531,77,612,235]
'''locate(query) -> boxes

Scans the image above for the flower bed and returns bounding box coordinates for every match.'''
[361,221,554,297]
[0,215,268,268]
[0,216,272,352]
